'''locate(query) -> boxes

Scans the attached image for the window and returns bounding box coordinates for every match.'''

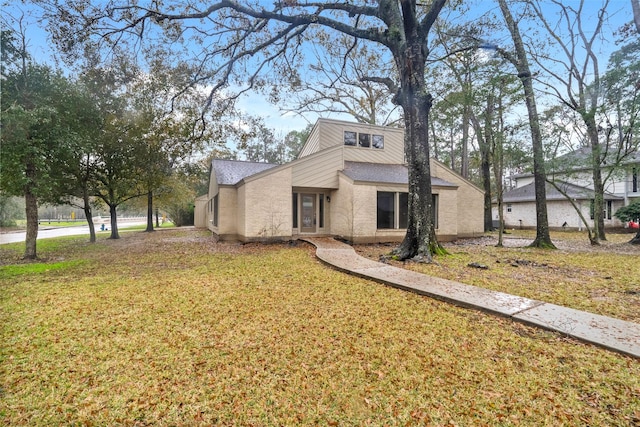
[507,203,512,213]
[319,193,325,228]
[344,130,384,149]
[358,133,371,147]
[377,192,395,229]
[292,193,298,228]
[372,134,384,149]
[344,131,357,146]
[590,199,613,220]
[213,194,219,227]
[399,193,408,229]
[376,192,438,230]
[633,167,638,193]
[432,194,439,230]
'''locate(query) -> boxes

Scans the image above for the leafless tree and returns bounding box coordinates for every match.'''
[45,0,448,260]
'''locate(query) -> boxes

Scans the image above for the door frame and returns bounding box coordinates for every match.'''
[300,193,316,233]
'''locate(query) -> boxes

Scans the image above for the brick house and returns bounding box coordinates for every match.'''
[196,118,484,243]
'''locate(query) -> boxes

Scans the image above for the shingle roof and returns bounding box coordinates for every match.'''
[342,161,457,187]
[212,159,278,185]
[502,180,623,203]
[548,147,640,173]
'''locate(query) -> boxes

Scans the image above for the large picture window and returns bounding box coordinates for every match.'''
[377,192,438,230]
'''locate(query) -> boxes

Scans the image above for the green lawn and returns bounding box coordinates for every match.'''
[1,229,639,425]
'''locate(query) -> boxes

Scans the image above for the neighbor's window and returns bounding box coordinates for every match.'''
[590,199,613,220]
[507,203,512,213]
[633,167,638,193]
[344,131,357,146]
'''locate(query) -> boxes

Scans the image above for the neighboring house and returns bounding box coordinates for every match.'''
[494,148,640,230]
[196,118,484,243]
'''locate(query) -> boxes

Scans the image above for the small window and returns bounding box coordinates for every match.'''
[319,194,324,228]
[606,200,612,220]
[213,194,219,227]
[344,131,357,146]
[377,192,395,229]
[432,194,439,230]
[358,133,370,147]
[507,203,512,213]
[372,134,384,149]
[399,193,408,229]
[292,193,298,228]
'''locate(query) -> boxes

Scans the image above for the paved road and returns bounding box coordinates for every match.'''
[0,220,147,245]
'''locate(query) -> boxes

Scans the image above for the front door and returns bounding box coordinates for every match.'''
[301,194,316,233]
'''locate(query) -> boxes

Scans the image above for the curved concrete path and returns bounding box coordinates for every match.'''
[303,237,640,359]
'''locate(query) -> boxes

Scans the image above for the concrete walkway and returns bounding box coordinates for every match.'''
[303,237,640,359]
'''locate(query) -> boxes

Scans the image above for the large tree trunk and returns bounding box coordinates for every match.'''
[521,72,555,248]
[472,97,495,233]
[24,183,38,259]
[586,123,607,242]
[498,0,555,249]
[145,190,154,232]
[392,39,444,262]
[23,159,38,260]
[83,188,96,243]
[109,204,120,239]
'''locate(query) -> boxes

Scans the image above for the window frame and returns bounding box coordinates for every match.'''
[344,130,384,150]
[376,192,438,230]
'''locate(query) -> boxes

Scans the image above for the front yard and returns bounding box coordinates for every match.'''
[1,229,639,425]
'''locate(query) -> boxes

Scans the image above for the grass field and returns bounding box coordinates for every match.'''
[1,229,639,425]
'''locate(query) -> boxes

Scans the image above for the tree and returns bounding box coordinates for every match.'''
[283,124,313,161]
[614,201,640,244]
[48,1,450,260]
[528,0,614,243]
[283,33,400,126]
[494,0,556,249]
[0,24,91,258]
[633,0,640,34]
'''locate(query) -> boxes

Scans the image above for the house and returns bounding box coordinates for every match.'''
[196,118,484,243]
[495,147,639,230]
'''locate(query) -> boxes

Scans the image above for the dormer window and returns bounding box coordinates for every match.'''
[344,131,384,149]
[344,131,357,146]
[372,134,384,149]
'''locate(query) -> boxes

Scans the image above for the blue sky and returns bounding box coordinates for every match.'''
[2,0,636,136]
